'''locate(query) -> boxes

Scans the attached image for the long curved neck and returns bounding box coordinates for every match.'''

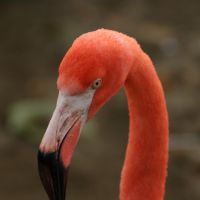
[120,46,168,200]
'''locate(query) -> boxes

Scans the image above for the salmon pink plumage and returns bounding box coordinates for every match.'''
[38,29,169,200]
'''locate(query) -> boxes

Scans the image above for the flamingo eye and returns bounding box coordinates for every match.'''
[92,78,102,89]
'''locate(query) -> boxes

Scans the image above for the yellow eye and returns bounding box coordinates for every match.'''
[92,78,102,89]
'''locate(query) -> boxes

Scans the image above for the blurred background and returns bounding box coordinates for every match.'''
[0,0,200,199]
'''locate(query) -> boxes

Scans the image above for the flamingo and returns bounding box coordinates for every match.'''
[38,29,169,200]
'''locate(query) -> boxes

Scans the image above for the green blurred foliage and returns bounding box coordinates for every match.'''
[7,99,54,143]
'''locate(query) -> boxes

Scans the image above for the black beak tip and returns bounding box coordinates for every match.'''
[38,150,69,200]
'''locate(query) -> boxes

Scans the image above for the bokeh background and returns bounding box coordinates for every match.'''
[0,0,200,200]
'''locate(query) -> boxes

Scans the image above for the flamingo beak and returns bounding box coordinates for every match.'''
[37,89,95,200]
[38,150,69,200]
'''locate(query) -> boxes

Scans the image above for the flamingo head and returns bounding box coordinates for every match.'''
[38,29,133,200]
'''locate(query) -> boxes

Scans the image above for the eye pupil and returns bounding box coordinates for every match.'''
[92,78,102,89]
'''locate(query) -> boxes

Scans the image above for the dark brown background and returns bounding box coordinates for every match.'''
[0,0,200,199]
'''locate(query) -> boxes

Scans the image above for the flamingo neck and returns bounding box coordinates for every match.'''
[120,47,169,200]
